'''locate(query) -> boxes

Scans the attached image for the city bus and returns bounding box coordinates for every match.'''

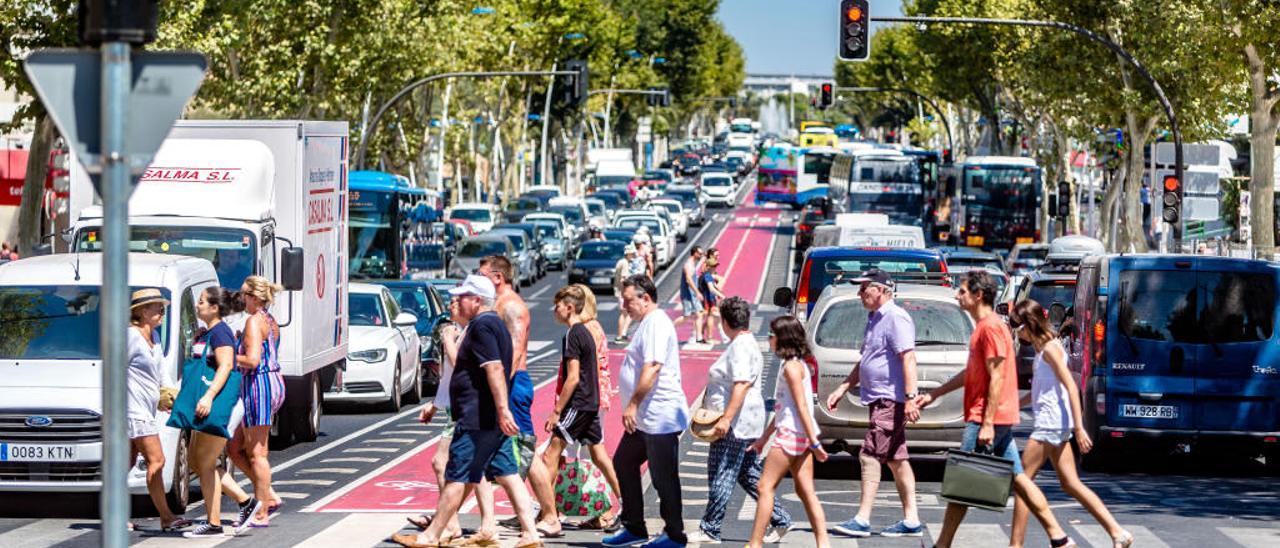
[829,148,925,227]
[936,156,1041,250]
[349,170,441,279]
[755,145,837,209]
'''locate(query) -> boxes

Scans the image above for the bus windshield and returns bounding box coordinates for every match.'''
[804,153,835,184]
[965,166,1039,210]
[350,188,399,279]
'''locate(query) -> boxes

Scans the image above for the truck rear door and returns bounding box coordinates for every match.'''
[1192,264,1280,433]
[1106,262,1197,431]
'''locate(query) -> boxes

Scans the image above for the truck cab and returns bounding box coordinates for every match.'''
[0,254,219,512]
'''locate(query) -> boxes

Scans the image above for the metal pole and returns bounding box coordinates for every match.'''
[100,40,131,548]
[540,54,561,187]
[437,80,452,199]
[604,72,616,147]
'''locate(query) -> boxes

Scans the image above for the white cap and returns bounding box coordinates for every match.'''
[447,274,497,300]
[624,244,637,255]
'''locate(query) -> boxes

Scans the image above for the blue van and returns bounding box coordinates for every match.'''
[1069,254,1280,470]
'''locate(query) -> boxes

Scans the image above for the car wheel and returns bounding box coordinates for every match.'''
[289,371,322,443]
[405,362,422,404]
[162,430,191,514]
[384,360,403,412]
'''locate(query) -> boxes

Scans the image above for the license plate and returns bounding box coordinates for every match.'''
[1120,404,1178,419]
[0,443,79,462]
[1016,237,1034,245]
[589,277,611,285]
[965,235,985,247]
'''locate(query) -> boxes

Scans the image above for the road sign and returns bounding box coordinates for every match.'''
[637,116,652,143]
[23,49,207,184]
[1155,142,1221,167]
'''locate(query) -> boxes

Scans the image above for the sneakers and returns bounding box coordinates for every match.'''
[763,523,794,543]
[181,522,225,538]
[880,520,925,537]
[233,498,263,534]
[639,533,683,548]
[601,529,649,547]
[685,530,720,544]
[832,517,872,537]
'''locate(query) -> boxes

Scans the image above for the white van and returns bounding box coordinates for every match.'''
[0,254,219,511]
[812,223,926,249]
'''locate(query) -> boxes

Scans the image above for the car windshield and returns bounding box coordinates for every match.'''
[577,242,626,261]
[450,208,492,222]
[664,192,698,208]
[1018,247,1049,261]
[617,218,661,234]
[0,285,170,359]
[585,202,606,216]
[815,298,971,349]
[549,206,584,224]
[596,175,633,187]
[948,271,1007,294]
[406,243,445,269]
[76,226,255,288]
[589,193,622,209]
[349,293,387,327]
[532,223,561,240]
[507,199,540,212]
[493,232,526,251]
[704,177,732,187]
[948,257,1003,272]
[386,286,433,323]
[458,240,507,257]
[653,202,680,214]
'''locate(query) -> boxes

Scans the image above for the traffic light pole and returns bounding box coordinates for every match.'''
[587,89,670,147]
[834,86,954,156]
[870,15,1184,248]
[354,70,579,171]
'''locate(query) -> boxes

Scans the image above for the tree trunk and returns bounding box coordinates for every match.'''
[1244,43,1279,259]
[17,115,55,256]
[1121,114,1158,252]
[1100,165,1124,250]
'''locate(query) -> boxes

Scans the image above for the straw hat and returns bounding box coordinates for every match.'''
[130,288,170,309]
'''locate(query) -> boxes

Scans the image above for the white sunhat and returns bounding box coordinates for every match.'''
[447,274,497,300]
[624,244,637,255]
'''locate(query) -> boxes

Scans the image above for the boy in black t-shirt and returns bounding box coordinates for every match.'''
[528,285,625,535]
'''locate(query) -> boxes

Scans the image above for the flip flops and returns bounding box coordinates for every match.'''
[161,518,194,532]
[406,514,432,530]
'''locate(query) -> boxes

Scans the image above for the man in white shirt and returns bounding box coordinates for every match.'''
[602,275,690,548]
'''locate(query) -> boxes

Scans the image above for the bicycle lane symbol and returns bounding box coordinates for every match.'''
[374,479,437,506]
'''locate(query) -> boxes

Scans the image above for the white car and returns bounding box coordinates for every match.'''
[613,213,675,267]
[648,198,689,241]
[583,198,610,227]
[448,202,500,233]
[700,173,736,207]
[327,283,422,411]
[524,212,573,245]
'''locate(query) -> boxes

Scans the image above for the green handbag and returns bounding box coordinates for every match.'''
[940,449,1014,512]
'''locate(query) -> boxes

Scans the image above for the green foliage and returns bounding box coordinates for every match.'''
[0,0,78,128]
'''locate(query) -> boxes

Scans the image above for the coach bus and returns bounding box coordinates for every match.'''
[755,145,837,209]
[829,148,925,227]
[936,156,1041,250]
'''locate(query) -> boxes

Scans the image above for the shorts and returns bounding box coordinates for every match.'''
[960,422,1024,475]
[242,369,286,427]
[680,297,704,316]
[551,409,604,445]
[1029,428,1073,446]
[510,371,535,436]
[445,429,508,484]
[861,399,909,463]
[771,426,810,457]
[442,408,456,439]
[128,417,159,440]
[484,433,537,481]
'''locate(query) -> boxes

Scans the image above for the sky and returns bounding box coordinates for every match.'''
[716,0,904,76]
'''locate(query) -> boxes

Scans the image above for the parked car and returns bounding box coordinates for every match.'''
[448,236,518,283]
[648,198,689,241]
[327,283,422,411]
[773,282,971,455]
[487,228,539,286]
[447,203,500,233]
[376,279,451,395]
[568,240,628,292]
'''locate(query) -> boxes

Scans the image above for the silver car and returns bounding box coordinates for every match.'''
[805,283,973,455]
[488,228,538,286]
[448,236,519,284]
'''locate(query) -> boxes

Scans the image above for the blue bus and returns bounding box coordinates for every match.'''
[349,170,442,279]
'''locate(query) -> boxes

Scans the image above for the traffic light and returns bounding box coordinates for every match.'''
[1057,181,1071,218]
[1161,174,1181,224]
[819,82,834,109]
[562,59,589,107]
[79,0,160,45]
[838,0,870,61]
[647,87,670,107]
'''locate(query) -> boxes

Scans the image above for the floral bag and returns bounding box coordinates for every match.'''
[553,447,613,517]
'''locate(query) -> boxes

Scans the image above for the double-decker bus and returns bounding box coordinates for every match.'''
[829,148,925,226]
[349,170,442,279]
[936,156,1041,250]
[755,145,836,209]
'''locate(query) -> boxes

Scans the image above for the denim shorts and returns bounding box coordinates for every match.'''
[445,429,507,483]
[483,433,533,481]
[960,422,1024,475]
[681,297,703,316]
[1030,428,1073,446]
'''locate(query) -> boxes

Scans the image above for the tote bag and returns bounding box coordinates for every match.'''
[166,334,243,438]
[554,447,614,517]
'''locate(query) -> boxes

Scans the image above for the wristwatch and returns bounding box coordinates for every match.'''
[905,392,918,400]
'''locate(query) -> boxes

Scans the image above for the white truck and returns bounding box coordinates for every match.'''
[68,120,350,443]
[0,253,219,511]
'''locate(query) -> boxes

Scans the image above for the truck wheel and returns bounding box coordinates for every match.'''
[163,431,191,514]
[384,361,403,412]
[405,363,422,404]
[291,372,322,443]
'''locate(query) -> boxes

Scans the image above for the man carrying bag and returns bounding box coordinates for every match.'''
[915,270,1076,548]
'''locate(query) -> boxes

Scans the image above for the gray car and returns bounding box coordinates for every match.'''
[487,229,538,287]
[530,221,568,270]
[800,283,973,456]
[448,236,519,284]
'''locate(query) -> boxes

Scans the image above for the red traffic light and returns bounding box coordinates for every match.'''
[821,83,832,93]
[1162,175,1180,192]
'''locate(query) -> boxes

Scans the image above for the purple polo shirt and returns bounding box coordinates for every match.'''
[858,299,916,404]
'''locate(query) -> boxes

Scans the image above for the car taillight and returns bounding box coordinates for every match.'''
[1095,391,1106,415]
[805,355,819,394]
[1093,321,1105,346]
[796,260,813,310]
[798,224,813,232]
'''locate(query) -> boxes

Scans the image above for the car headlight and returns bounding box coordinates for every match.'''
[349,349,387,363]
[571,268,585,276]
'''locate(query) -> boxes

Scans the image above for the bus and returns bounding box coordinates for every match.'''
[349,170,443,279]
[829,148,925,227]
[755,145,837,209]
[936,156,1041,250]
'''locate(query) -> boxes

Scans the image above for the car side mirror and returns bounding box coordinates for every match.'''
[394,312,419,327]
[773,287,794,308]
[996,302,1010,316]
[281,247,305,291]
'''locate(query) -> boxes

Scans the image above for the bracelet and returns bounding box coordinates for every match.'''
[808,442,821,450]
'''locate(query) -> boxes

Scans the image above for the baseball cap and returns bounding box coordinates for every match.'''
[851,267,895,289]
[448,274,497,300]
[624,244,637,255]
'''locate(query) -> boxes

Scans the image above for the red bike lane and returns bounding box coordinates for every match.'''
[311,188,784,514]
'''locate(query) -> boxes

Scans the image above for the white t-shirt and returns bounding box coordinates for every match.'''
[127,327,173,421]
[703,332,766,439]
[433,326,461,412]
[619,308,689,434]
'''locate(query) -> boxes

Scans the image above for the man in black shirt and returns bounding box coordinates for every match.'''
[393,275,540,548]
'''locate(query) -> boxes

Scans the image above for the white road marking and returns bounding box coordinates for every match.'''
[0,520,91,548]
[527,340,554,353]
[273,479,337,486]
[322,457,381,464]
[1074,524,1169,548]
[276,491,312,499]
[527,284,554,300]
[927,522,1007,546]
[367,438,418,444]
[290,513,412,548]
[1217,526,1280,548]
[344,447,399,453]
[298,467,359,475]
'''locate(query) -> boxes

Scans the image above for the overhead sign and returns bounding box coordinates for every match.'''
[23,49,207,186]
[1154,142,1221,167]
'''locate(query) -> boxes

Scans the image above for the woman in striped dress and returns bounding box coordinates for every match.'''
[228,276,286,527]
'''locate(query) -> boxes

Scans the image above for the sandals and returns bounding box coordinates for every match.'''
[452,530,499,547]
[535,524,564,538]
[573,513,616,530]
[389,533,440,548]
[161,518,194,532]
[1114,531,1135,548]
[406,514,433,530]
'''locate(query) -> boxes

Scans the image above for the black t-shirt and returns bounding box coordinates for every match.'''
[204,322,237,370]
[449,312,513,431]
[559,322,599,412]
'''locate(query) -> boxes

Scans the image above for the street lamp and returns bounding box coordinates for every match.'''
[472,6,495,15]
